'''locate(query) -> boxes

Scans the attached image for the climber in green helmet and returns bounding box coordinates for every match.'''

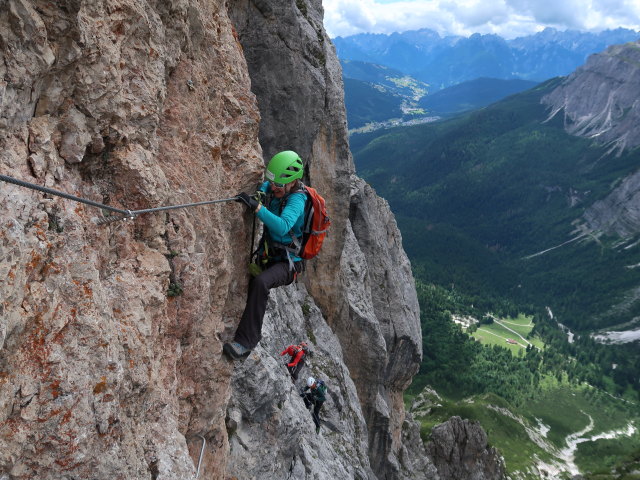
[223,150,307,360]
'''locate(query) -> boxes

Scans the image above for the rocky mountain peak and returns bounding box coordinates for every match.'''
[542,41,640,153]
[541,41,640,240]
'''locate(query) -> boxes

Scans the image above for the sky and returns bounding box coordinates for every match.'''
[323,0,640,39]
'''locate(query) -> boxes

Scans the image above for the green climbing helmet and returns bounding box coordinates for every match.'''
[265,150,304,185]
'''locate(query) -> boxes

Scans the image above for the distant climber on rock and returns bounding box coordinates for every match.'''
[300,376,327,434]
[223,151,307,360]
[280,342,310,381]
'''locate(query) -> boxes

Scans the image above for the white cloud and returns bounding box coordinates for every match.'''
[323,0,457,38]
[323,0,640,38]
[448,0,510,29]
[505,0,586,26]
[585,0,640,30]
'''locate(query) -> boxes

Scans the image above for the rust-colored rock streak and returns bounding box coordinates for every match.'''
[1,1,261,478]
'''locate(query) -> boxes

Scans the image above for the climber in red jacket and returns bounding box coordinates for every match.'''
[280,342,310,381]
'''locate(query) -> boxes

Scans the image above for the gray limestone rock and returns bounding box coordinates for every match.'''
[542,41,640,153]
[226,284,377,480]
[426,416,507,480]
[583,168,640,238]
[228,1,429,477]
[542,42,640,239]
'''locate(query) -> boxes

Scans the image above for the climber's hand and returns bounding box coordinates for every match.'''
[236,192,259,211]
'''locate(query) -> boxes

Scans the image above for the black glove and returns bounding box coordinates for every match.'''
[235,192,260,211]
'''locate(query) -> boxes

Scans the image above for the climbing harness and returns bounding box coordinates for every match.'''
[254,184,306,273]
[0,174,238,225]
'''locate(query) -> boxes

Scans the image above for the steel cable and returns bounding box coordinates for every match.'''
[0,174,238,224]
[0,174,130,216]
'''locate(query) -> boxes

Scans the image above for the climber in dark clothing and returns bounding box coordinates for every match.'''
[223,151,306,360]
[280,342,310,381]
[301,376,327,434]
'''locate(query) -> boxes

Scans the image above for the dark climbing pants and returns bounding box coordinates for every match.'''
[303,394,323,429]
[286,358,306,381]
[234,261,301,349]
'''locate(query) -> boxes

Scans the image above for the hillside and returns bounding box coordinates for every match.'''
[352,75,640,334]
[343,68,539,130]
[418,77,539,116]
[341,59,429,129]
[408,281,640,478]
[343,77,404,128]
[410,385,640,478]
[341,33,640,480]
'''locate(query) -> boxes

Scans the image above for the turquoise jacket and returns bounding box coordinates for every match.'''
[256,181,306,262]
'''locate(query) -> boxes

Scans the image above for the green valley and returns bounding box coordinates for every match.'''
[466,313,546,354]
[349,71,640,477]
[351,78,640,335]
[408,280,640,478]
[409,385,640,479]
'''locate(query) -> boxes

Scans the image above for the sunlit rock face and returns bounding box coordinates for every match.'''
[0,1,504,479]
[1,1,261,478]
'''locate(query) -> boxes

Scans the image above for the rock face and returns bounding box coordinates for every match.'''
[2,1,262,479]
[583,169,640,238]
[426,416,506,480]
[542,41,640,153]
[225,284,377,479]
[228,1,427,478]
[0,1,504,479]
[344,176,423,476]
[542,41,640,238]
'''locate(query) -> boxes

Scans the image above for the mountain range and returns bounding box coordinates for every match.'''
[337,28,640,131]
[334,27,640,89]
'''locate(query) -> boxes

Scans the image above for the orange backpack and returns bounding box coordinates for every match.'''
[299,185,330,260]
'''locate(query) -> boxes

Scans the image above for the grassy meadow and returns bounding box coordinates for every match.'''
[410,382,640,479]
[468,314,546,354]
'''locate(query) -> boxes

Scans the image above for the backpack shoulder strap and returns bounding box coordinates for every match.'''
[275,182,307,214]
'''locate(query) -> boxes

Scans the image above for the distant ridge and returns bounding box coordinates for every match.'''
[334,27,640,89]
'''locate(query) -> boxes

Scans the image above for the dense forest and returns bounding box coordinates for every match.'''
[351,79,640,334]
[348,78,640,401]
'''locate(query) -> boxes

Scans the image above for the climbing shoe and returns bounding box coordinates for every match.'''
[223,342,251,360]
